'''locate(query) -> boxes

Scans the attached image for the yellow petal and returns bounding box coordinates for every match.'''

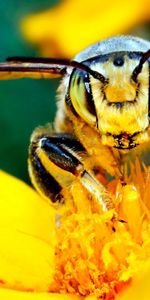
[0,289,82,300]
[0,170,56,292]
[21,0,150,57]
[116,260,150,300]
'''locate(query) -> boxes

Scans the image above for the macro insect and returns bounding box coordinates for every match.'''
[0,35,150,212]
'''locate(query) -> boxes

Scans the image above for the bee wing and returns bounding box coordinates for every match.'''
[0,57,71,80]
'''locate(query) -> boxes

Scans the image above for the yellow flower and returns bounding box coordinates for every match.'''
[21,0,150,58]
[1,158,150,299]
[0,170,56,292]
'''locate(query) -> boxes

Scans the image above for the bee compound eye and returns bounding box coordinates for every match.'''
[68,70,97,125]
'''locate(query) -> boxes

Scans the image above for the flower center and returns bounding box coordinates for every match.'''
[49,159,150,299]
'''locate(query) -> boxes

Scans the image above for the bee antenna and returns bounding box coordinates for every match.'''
[6,56,108,84]
[71,60,108,84]
[131,49,150,82]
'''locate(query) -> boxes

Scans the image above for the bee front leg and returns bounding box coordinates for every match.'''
[28,129,114,211]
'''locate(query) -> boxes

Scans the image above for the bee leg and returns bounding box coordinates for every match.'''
[28,131,81,204]
[29,130,113,211]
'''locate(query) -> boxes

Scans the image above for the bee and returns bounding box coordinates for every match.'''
[0,35,150,212]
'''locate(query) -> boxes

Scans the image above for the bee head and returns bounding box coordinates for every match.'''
[68,50,150,149]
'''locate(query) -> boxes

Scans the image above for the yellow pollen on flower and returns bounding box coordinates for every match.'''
[1,159,150,299]
[47,159,150,299]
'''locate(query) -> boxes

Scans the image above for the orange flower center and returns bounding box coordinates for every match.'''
[48,159,150,299]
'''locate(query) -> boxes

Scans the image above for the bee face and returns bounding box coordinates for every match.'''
[1,35,150,205]
[68,43,150,150]
[0,35,150,153]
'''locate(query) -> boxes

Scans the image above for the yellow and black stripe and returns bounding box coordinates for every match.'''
[28,132,86,203]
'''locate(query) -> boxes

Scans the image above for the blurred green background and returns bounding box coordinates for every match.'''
[0,0,60,183]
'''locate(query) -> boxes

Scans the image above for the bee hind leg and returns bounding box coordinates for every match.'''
[29,129,114,211]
